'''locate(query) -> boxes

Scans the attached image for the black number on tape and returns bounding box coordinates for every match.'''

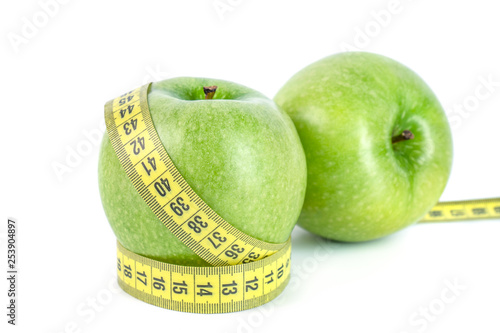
[196,283,213,297]
[141,157,157,176]
[119,104,135,117]
[173,281,188,294]
[153,277,165,291]
[208,232,227,249]
[124,264,132,279]
[429,210,442,217]
[265,271,274,284]
[154,178,171,196]
[123,118,138,135]
[245,277,258,292]
[277,264,284,279]
[137,271,147,286]
[472,208,486,215]
[187,215,208,233]
[451,210,465,216]
[119,95,134,106]
[225,244,245,259]
[222,280,238,295]
[243,251,261,264]
[170,197,190,216]
[130,136,146,155]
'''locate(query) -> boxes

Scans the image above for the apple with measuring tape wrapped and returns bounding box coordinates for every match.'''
[274,52,453,242]
[98,77,307,266]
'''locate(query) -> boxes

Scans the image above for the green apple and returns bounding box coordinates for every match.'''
[99,77,307,266]
[274,52,453,242]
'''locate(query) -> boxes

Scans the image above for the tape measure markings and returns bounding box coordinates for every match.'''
[116,239,291,313]
[420,198,500,222]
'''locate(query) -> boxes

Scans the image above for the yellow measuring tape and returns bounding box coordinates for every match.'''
[116,240,290,313]
[420,198,500,222]
[105,83,500,313]
[104,83,290,313]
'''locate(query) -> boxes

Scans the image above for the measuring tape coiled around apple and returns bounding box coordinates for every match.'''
[105,83,291,313]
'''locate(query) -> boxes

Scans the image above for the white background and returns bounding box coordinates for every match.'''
[2,0,500,332]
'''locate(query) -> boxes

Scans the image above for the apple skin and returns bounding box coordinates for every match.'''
[274,52,453,242]
[99,77,307,266]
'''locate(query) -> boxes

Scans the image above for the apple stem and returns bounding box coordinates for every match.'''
[392,130,415,144]
[204,86,217,99]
